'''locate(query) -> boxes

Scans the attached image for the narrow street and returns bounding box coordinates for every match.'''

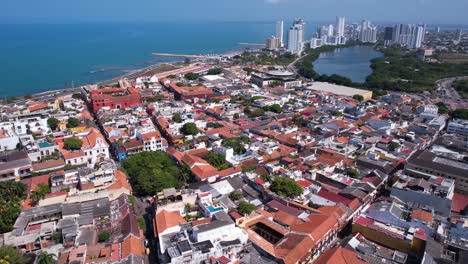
[133,197,159,264]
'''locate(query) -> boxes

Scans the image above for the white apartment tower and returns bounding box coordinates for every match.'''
[359,20,378,43]
[336,16,345,38]
[287,18,305,54]
[276,21,284,47]
[336,16,346,44]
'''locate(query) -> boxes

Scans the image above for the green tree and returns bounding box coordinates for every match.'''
[346,168,360,179]
[243,67,255,75]
[229,191,243,201]
[172,113,182,123]
[184,72,199,81]
[98,231,111,242]
[0,246,25,264]
[137,217,146,231]
[435,102,449,114]
[181,123,199,136]
[352,94,364,102]
[0,182,27,233]
[37,251,56,264]
[121,152,184,196]
[388,141,400,151]
[63,138,83,150]
[47,118,60,131]
[269,80,282,87]
[222,137,249,155]
[207,68,223,75]
[452,109,468,120]
[66,117,80,128]
[202,152,229,170]
[72,93,82,99]
[238,201,256,215]
[30,183,51,205]
[270,177,303,198]
[233,113,240,119]
[167,74,177,79]
[263,104,282,113]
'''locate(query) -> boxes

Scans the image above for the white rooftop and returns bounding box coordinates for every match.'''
[307,82,370,96]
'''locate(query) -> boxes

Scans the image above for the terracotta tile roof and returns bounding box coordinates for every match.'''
[296,179,312,188]
[105,170,132,192]
[121,235,145,259]
[155,210,186,235]
[256,209,274,219]
[191,218,212,226]
[181,153,218,181]
[218,166,242,178]
[32,159,65,171]
[273,211,303,227]
[28,102,49,112]
[412,209,433,223]
[141,131,163,141]
[315,246,366,264]
[452,193,468,213]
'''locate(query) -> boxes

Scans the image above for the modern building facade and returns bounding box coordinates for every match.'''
[276,20,284,47]
[359,20,377,43]
[391,23,426,49]
[336,16,346,44]
[287,18,305,54]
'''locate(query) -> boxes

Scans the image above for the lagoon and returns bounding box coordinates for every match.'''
[313,45,383,83]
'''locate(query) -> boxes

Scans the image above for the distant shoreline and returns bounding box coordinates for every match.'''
[3,49,246,102]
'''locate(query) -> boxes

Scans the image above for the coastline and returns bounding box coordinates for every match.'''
[3,49,246,102]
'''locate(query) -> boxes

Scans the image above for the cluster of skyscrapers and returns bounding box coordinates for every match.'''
[266,18,306,54]
[384,24,426,48]
[311,17,348,49]
[266,17,426,54]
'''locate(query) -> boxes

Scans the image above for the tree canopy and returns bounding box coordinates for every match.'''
[263,104,283,113]
[237,201,256,215]
[47,118,60,131]
[222,136,249,155]
[184,72,200,80]
[453,80,468,98]
[202,152,230,170]
[0,246,25,264]
[66,117,80,128]
[352,94,364,102]
[172,113,182,123]
[0,182,27,233]
[63,138,83,150]
[229,191,243,201]
[452,109,468,120]
[207,68,223,75]
[30,183,51,205]
[37,251,56,264]
[98,231,111,242]
[181,122,199,136]
[346,168,360,179]
[121,151,185,196]
[270,177,303,198]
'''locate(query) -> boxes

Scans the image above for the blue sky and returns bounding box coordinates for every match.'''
[2,0,467,25]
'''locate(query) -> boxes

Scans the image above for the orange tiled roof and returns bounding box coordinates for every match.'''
[121,235,145,259]
[412,209,433,223]
[155,210,186,235]
[105,170,132,192]
[315,246,366,264]
[141,131,163,141]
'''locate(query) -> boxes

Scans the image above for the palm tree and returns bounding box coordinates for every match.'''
[37,252,56,264]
